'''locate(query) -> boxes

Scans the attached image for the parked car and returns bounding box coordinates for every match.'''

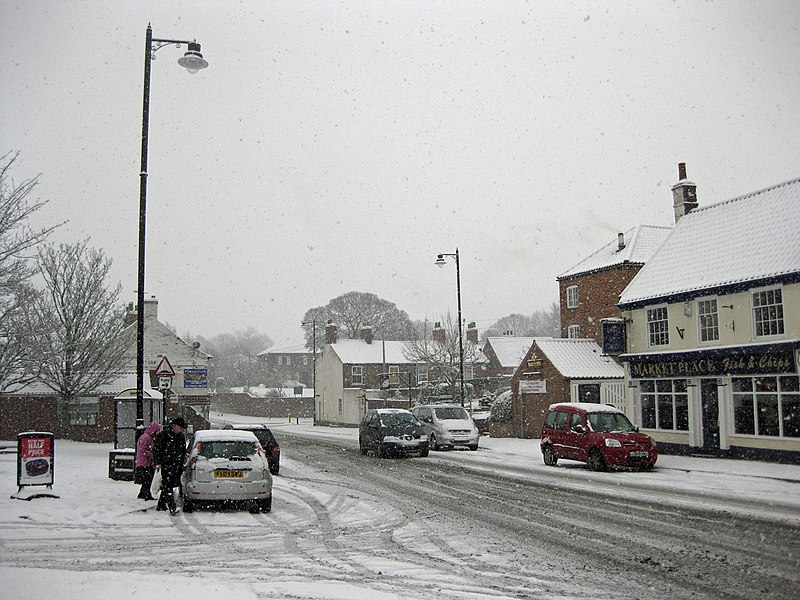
[232,424,281,475]
[359,408,429,458]
[411,404,480,451]
[182,429,272,513]
[540,402,658,471]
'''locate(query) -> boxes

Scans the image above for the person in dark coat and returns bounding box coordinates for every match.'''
[135,421,160,500]
[153,417,188,515]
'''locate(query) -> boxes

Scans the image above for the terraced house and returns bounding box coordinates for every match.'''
[618,177,800,463]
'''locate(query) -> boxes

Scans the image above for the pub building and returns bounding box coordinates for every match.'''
[617,175,800,463]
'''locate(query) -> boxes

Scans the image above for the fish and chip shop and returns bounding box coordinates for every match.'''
[622,344,800,463]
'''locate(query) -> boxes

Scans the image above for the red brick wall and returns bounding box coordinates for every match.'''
[558,265,640,344]
[212,393,313,418]
[510,349,571,439]
[0,395,116,443]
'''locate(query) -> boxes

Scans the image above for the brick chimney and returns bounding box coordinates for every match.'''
[672,162,698,223]
[143,296,158,321]
[325,320,338,344]
[466,321,478,344]
[360,326,374,344]
[432,321,446,344]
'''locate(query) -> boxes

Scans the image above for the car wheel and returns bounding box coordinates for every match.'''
[359,438,368,455]
[589,449,607,472]
[429,434,438,451]
[249,501,261,514]
[182,496,194,513]
[542,445,558,466]
[259,497,272,513]
[420,448,429,457]
[377,444,386,458]
[468,444,478,451]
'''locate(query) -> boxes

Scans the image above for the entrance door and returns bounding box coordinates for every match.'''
[700,379,720,450]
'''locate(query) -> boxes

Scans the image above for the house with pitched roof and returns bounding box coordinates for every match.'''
[510,338,625,438]
[257,342,315,387]
[618,177,800,462]
[557,224,671,349]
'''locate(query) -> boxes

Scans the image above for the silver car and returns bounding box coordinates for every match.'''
[182,429,272,513]
[411,404,480,451]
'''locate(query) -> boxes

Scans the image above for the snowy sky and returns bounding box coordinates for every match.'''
[2,1,799,346]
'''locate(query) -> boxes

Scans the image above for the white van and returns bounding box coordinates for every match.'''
[411,404,479,451]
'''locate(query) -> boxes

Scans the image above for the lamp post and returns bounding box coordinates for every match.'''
[434,249,465,410]
[301,320,317,425]
[136,24,208,436]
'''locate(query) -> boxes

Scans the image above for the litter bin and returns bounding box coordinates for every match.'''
[108,450,136,481]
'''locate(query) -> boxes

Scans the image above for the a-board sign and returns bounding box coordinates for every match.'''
[17,432,55,488]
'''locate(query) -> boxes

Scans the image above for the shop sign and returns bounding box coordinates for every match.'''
[519,379,546,394]
[17,432,55,488]
[183,367,208,388]
[628,350,795,378]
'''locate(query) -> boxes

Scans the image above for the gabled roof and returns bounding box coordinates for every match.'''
[619,178,800,307]
[534,338,624,379]
[258,342,310,356]
[329,339,416,364]
[484,337,536,368]
[3,372,143,396]
[558,224,672,279]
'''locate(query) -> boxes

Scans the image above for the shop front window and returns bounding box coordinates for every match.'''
[733,375,799,437]
[639,379,688,431]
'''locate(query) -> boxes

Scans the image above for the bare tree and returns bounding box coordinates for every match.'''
[24,240,127,433]
[483,302,561,339]
[402,313,481,399]
[302,291,414,349]
[202,327,272,389]
[0,152,59,390]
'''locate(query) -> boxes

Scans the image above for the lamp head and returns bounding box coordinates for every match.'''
[434,254,446,268]
[178,42,209,74]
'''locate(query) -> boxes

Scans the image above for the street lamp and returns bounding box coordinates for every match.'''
[301,320,317,425]
[136,24,208,436]
[435,249,465,410]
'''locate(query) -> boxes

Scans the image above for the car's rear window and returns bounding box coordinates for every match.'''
[545,410,568,430]
[198,441,258,460]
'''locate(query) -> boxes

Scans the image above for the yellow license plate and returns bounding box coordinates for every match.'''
[214,469,244,478]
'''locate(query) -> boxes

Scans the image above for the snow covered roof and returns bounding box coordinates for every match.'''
[484,337,536,368]
[558,224,671,279]
[329,338,417,364]
[534,338,624,379]
[619,178,800,307]
[2,372,142,396]
[257,342,310,356]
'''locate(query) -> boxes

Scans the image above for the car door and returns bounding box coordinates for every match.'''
[564,412,588,461]
[548,410,570,457]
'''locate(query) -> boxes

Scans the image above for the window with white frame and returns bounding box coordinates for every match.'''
[388,365,400,385]
[338,398,343,414]
[566,285,579,309]
[277,356,283,366]
[69,397,99,426]
[416,365,428,383]
[752,288,784,337]
[639,379,689,431]
[697,298,719,342]
[464,364,474,381]
[732,375,799,437]
[647,306,669,346]
[567,324,581,339]
[286,356,291,366]
[351,365,363,385]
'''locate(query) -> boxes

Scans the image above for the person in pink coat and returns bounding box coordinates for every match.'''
[135,421,161,500]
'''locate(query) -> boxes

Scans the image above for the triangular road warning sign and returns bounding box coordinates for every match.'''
[154,355,176,377]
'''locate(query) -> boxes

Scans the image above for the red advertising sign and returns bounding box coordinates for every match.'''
[17,432,55,488]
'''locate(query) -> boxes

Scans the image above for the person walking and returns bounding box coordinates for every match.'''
[135,421,160,500]
[153,416,188,515]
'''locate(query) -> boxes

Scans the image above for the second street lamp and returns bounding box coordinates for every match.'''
[136,24,208,437]
[435,249,466,410]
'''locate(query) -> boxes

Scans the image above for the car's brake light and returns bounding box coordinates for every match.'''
[272,443,280,457]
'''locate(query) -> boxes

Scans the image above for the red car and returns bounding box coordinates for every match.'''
[540,403,658,471]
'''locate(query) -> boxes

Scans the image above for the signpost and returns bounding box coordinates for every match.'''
[154,356,176,420]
